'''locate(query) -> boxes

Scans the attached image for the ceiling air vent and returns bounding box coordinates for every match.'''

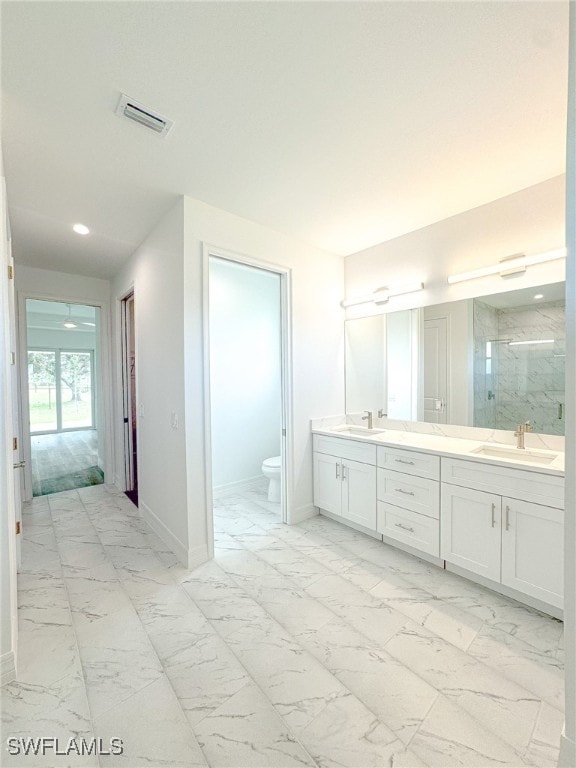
[115,94,174,138]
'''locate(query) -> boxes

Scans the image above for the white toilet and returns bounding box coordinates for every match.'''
[261,456,281,502]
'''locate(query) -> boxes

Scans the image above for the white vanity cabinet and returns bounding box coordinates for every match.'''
[441,457,564,610]
[441,484,502,581]
[313,435,377,529]
[376,446,440,557]
[501,497,563,608]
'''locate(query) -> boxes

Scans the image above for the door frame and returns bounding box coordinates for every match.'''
[17,292,113,501]
[202,243,293,558]
[119,290,137,494]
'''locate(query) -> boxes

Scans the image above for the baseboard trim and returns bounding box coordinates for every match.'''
[1,651,16,687]
[445,562,563,620]
[381,534,444,568]
[140,501,188,566]
[212,475,263,498]
[319,508,381,539]
[289,502,317,525]
[558,729,574,767]
[187,543,210,571]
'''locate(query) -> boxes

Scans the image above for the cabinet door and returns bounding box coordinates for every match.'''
[342,459,377,529]
[441,484,501,581]
[501,498,564,609]
[313,452,342,516]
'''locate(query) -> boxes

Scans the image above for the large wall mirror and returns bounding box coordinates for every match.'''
[345,281,566,435]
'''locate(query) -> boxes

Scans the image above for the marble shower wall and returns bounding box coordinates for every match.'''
[473,300,498,429]
[473,299,565,435]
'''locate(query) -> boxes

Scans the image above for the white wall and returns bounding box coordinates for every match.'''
[27,327,96,350]
[15,266,111,495]
[112,200,189,562]
[209,258,281,490]
[423,300,473,426]
[345,176,566,314]
[183,196,344,565]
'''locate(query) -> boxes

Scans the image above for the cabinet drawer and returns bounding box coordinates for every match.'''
[377,469,439,519]
[441,457,564,509]
[313,434,376,465]
[377,446,440,480]
[377,502,439,557]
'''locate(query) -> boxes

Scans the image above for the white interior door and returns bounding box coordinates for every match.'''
[423,316,448,423]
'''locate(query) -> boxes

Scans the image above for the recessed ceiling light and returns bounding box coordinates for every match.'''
[73,223,90,235]
[63,320,77,329]
[534,293,544,300]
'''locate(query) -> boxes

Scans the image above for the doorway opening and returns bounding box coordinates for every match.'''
[206,251,291,548]
[25,299,103,496]
[121,292,138,506]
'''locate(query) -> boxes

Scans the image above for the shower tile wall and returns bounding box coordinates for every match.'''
[473,300,565,435]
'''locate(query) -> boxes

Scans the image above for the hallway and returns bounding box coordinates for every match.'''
[1,484,565,767]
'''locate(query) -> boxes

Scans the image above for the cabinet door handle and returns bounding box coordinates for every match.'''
[395,522,415,533]
[335,462,340,480]
[342,464,347,481]
[505,505,510,531]
[395,458,415,466]
[491,503,496,528]
[395,488,415,496]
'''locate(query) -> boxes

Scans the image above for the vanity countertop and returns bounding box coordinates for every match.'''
[312,425,565,477]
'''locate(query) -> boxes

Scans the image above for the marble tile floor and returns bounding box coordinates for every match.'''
[31,430,101,496]
[1,483,565,767]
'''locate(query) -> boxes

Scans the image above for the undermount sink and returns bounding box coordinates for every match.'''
[331,425,385,437]
[470,444,559,465]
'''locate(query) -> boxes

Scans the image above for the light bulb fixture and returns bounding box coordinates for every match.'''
[447,247,566,285]
[73,223,90,235]
[508,339,554,346]
[341,281,424,309]
[534,294,544,300]
[63,304,77,329]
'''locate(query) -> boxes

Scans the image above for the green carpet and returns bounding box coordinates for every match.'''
[34,465,104,496]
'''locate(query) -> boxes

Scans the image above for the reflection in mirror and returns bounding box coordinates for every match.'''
[473,282,565,435]
[345,281,565,435]
[345,309,419,420]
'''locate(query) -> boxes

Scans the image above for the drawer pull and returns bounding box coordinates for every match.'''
[395,522,415,533]
[505,504,510,531]
[395,458,415,466]
[491,503,496,528]
[395,488,415,496]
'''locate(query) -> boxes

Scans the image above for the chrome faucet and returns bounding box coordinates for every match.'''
[514,420,533,449]
[362,410,373,430]
[377,409,387,419]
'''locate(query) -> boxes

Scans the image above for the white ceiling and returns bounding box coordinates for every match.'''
[1,1,569,279]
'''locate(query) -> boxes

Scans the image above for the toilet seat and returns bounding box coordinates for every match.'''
[262,456,281,469]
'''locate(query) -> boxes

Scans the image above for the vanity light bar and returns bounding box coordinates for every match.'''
[341,281,424,309]
[447,247,567,285]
